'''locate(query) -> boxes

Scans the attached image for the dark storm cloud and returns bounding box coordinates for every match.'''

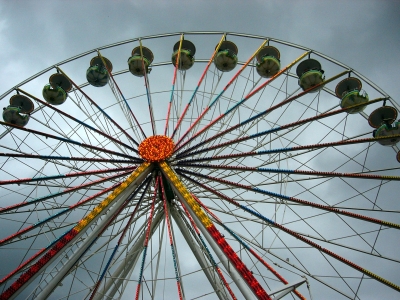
[1,0,399,99]
[0,1,399,299]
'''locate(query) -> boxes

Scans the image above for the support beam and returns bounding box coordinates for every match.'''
[269,278,307,300]
[29,164,153,300]
[179,197,256,299]
[160,162,258,299]
[161,162,274,299]
[93,210,164,300]
[171,207,229,300]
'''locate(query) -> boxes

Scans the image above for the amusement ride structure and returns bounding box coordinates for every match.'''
[0,32,400,299]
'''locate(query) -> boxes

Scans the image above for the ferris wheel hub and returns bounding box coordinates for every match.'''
[138,135,174,162]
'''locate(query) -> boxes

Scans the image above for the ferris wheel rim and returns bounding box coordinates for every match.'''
[0,31,399,300]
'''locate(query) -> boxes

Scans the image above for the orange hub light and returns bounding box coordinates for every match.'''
[139,135,174,162]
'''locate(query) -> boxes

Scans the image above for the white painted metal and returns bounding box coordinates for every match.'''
[93,209,164,300]
[171,207,230,300]
[269,278,307,300]
[165,200,186,299]
[32,166,153,300]
[162,174,257,300]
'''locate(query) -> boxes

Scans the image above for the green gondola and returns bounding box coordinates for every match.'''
[171,40,196,71]
[214,41,238,72]
[296,58,325,92]
[128,46,154,77]
[336,77,369,113]
[3,106,30,127]
[42,84,68,105]
[256,46,281,78]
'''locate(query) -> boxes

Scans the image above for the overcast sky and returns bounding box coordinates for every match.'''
[0,1,399,299]
[1,0,399,100]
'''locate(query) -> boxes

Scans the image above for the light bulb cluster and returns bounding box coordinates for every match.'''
[160,162,212,227]
[139,135,174,162]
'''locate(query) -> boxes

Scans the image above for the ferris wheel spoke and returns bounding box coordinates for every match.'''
[317,252,362,298]
[147,220,166,300]
[243,220,400,270]
[175,50,310,153]
[294,222,395,262]
[88,177,152,299]
[0,189,150,290]
[0,129,92,175]
[0,163,152,299]
[266,226,357,298]
[170,69,186,137]
[97,50,147,140]
[267,190,382,258]
[264,248,354,299]
[287,148,387,209]
[276,161,393,223]
[98,202,160,298]
[1,113,134,173]
[0,170,132,214]
[174,39,268,148]
[177,169,400,231]
[70,202,156,287]
[177,96,385,159]
[177,162,400,183]
[192,204,383,265]
[134,175,159,300]
[176,200,236,300]
[0,182,122,247]
[164,34,184,136]
[170,34,227,138]
[181,172,400,294]
[56,66,140,147]
[334,214,384,256]
[159,176,185,299]
[137,39,157,136]
[160,162,271,300]
[81,202,155,268]
[193,195,306,300]
[176,70,350,158]
[171,212,233,300]
[0,166,135,187]
[31,177,153,299]
[93,209,165,300]
[2,137,109,181]
[0,121,138,160]
[177,134,400,166]
[0,247,47,286]
[66,90,136,155]
[262,132,370,178]
[0,152,135,164]
[17,88,138,155]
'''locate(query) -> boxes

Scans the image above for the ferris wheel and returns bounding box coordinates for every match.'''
[0,31,400,300]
